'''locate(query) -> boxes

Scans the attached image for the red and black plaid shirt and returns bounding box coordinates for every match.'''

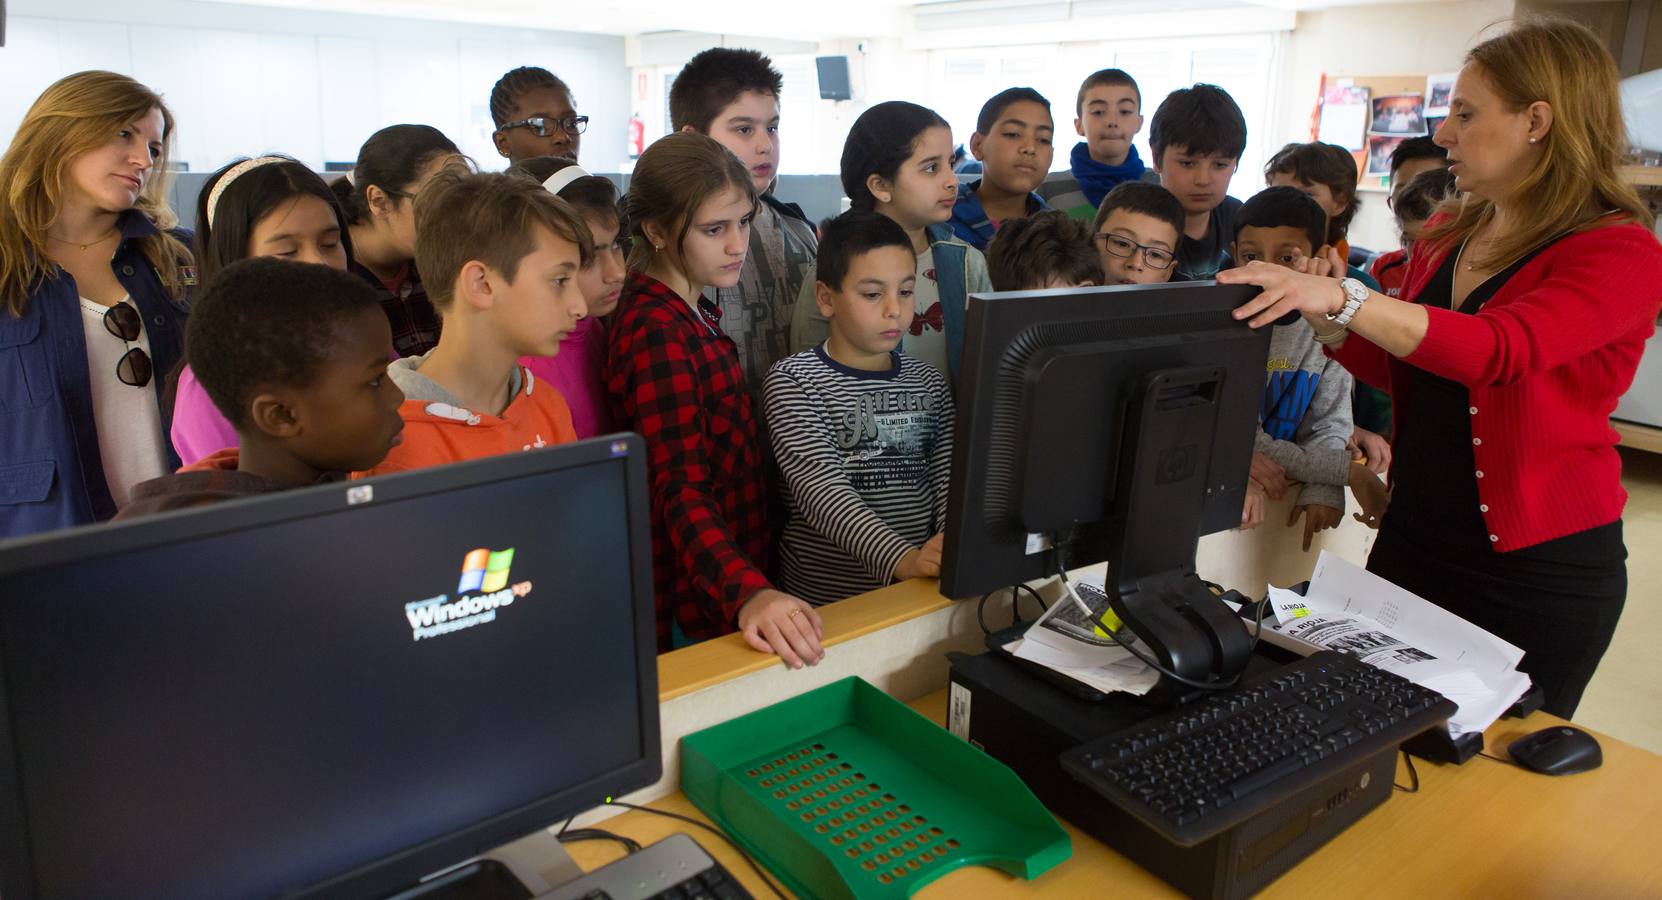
[606,272,774,651]
[352,260,442,358]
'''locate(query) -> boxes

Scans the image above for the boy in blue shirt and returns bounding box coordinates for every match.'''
[1038,68,1161,222]
[949,87,1054,250]
[1149,84,1247,281]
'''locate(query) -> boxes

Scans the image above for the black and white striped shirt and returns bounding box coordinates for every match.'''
[763,346,953,605]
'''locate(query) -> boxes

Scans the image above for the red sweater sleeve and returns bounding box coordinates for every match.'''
[1406,223,1662,387]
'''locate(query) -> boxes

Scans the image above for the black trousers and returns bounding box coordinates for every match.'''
[1366,522,1627,720]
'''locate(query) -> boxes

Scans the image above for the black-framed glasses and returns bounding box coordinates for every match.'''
[500,115,589,137]
[1094,232,1176,270]
[102,301,153,388]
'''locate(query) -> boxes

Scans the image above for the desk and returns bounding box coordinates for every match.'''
[569,689,1662,898]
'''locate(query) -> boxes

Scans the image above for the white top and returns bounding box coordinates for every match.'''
[79,297,168,508]
[906,246,948,379]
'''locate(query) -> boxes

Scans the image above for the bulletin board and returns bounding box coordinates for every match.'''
[1311,73,1441,193]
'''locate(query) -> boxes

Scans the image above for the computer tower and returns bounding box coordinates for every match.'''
[946,650,1397,900]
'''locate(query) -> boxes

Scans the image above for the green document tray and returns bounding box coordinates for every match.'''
[680,676,1071,899]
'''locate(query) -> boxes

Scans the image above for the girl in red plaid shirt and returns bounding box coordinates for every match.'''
[606,132,826,669]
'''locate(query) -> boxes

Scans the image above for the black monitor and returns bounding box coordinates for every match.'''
[941,282,1270,687]
[0,438,660,900]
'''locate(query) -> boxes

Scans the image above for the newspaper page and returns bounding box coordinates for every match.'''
[1265,553,1531,736]
[1009,575,1158,696]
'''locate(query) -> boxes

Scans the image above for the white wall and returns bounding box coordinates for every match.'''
[0,0,630,176]
[1271,0,1516,252]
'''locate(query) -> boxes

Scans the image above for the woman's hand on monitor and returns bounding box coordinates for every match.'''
[1217,259,1348,329]
[739,589,826,670]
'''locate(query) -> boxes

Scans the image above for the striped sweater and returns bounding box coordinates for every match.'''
[763,347,954,605]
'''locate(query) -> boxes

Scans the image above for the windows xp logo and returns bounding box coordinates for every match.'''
[458,548,515,595]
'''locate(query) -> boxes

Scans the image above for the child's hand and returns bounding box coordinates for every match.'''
[1250,452,1290,500]
[894,533,945,581]
[1348,427,1392,474]
[1288,503,1342,551]
[1241,482,1267,530]
[739,589,825,670]
[1349,464,1390,529]
[1297,247,1337,279]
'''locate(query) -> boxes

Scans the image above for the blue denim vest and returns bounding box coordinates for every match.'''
[0,211,189,540]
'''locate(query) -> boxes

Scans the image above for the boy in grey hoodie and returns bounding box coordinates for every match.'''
[1231,187,1359,548]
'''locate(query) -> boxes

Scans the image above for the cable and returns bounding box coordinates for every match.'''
[1055,567,1268,692]
[1477,751,1518,767]
[1393,751,1420,793]
[556,828,642,855]
[555,817,573,837]
[605,800,788,900]
[977,589,996,635]
[1011,582,1048,626]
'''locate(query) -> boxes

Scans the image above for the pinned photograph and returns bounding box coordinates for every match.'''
[1370,94,1427,137]
[1426,72,1457,117]
[1366,135,1405,177]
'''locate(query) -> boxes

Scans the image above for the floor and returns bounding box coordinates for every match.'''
[1575,446,1662,754]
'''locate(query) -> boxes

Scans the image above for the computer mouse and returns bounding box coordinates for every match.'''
[1508,726,1603,776]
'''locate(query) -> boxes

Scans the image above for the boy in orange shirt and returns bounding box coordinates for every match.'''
[357,168,591,476]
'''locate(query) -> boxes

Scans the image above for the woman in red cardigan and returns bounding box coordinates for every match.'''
[1220,19,1662,718]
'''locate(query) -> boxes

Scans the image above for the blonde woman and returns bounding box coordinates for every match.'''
[0,72,192,538]
[1221,19,1662,717]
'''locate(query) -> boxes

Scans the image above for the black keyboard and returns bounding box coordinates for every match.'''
[535,833,753,900]
[1059,651,1457,847]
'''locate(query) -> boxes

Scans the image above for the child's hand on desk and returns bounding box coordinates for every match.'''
[1289,503,1342,551]
[739,589,825,670]
[1250,452,1290,500]
[894,533,945,581]
[1240,482,1267,530]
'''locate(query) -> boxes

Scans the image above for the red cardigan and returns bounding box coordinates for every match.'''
[1331,218,1662,551]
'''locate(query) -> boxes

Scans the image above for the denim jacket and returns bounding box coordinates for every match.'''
[0,211,190,540]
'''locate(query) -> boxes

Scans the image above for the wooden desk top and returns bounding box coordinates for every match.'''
[569,690,1662,898]
[656,578,951,701]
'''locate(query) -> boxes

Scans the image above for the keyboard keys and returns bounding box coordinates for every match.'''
[1061,651,1456,846]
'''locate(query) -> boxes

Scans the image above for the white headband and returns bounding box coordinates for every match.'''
[542,165,594,197]
[205,156,289,229]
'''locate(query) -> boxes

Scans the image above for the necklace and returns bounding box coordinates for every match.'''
[46,230,120,252]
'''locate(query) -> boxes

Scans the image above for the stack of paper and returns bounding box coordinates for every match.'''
[1261,551,1531,737]
[1008,574,1159,697]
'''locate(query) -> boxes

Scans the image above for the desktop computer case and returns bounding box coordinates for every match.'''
[946,650,1395,900]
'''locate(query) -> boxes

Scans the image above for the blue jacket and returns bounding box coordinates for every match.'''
[947,179,1048,251]
[0,211,190,540]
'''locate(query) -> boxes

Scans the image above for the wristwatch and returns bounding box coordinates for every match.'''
[1326,277,1371,329]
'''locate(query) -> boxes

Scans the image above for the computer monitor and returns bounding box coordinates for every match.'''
[0,438,660,900]
[941,282,1270,685]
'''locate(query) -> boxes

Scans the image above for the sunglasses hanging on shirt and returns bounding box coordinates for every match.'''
[102,301,153,388]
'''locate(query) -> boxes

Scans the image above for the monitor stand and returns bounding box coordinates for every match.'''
[1103,367,1252,696]
[388,829,583,899]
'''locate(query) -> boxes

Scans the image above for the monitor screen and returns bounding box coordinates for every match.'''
[0,439,659,900]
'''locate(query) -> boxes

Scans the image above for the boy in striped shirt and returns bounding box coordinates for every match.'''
[763,212,954,605]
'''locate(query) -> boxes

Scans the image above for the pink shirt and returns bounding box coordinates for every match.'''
[520,316,614,439]
[170,364,239,466]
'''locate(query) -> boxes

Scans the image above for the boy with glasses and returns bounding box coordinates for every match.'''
[1091,181,1184,285]
[490,66,588,164]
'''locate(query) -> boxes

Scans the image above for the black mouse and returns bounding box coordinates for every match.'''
[1508,726,1603,775]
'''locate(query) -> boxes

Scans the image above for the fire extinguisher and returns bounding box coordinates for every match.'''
[628,114,644,160]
